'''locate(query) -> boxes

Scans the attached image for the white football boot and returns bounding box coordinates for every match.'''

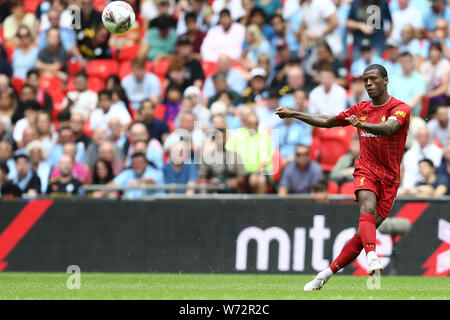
[303,269,332,291]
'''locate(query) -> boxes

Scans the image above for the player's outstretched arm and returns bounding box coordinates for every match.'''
[275,107,340,128]
[346,115,401,136]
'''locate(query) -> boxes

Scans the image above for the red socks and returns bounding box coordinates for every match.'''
[330,233,363,273]
[329,213,377,274]
[358,213,377,254]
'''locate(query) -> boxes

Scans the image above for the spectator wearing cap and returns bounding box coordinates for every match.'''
[308,66,347,116]
[110,152,165,198]
[419,41,450,117]
[12,100,41,147]
[389,0,423,43]
[422,0,450,36]
[9,154,41,196]
[350,40,384,78]
[25,139,51,194]
[276,107,312,168]
[347,0,393,59]
[47,154,84,197]
[383,39,402,78]
[121,57,161,110]
[269,39,297,90]
[176,35,205,89]
[183,86,210,125]
[178,11,206,57]
[2,0,38,47]
[163,141,198,195]
[62,71,98,120]
[139,14,178,62]
[200,9,246,62]
[308,40,348,88]
[298,0,343,58]
[202,54,247,100]
[242,68,269,106]
[89,90,132,132]
[388,51,426,117]
[278,144,324,195]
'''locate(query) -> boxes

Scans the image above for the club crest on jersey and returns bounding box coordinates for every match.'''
[381,116,386,122]
[359,116,367,121]
[360,177,365,186]
[395,110,406,118]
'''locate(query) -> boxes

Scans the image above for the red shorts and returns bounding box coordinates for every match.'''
[353,169,400,219]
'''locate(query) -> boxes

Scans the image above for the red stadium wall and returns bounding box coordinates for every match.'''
[0,198,448,276]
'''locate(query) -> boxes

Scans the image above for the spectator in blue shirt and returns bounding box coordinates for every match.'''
[422,0,450,36]
[111,152,165,199]
[278,144,324,194]
[163,142,198,195]
[350,40,384,78]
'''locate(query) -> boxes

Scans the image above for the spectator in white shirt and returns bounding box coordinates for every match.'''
[400,126,443,192]
[427,105,450,148]
[62,71,98,120]
[121,57,161,110]
[308,67,347,116]
[200,9,246,62]
[89,90,131,132]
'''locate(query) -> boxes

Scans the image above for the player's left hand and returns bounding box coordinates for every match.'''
[345,115,363,129]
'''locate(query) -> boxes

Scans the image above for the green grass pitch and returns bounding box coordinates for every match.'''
[0,273,448,300]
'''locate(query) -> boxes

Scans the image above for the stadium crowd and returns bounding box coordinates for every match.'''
[0,0,449,199]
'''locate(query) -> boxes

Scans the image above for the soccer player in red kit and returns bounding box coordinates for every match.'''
[275,64,410,290]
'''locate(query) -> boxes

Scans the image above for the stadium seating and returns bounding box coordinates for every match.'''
[339,181,355,195]
[23,0,42,13]
[201,61,218,78]
[39,76,65,108]
[314,126,356,172]
[327,181,339,195]
[85,59,120,80]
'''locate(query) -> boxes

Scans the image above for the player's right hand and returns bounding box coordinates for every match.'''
[275,107,292,119]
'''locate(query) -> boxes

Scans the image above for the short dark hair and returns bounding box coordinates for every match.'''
[57,109,71,122]
[311,180,328,193]
[400,51,413,59]
[14,154,30,162]
[131,152,147,161]
[364,64,388,78]
[23,99,41,111]
[419,158,434,168]
[98,89,112,99]
[219,8,231,17]
[74,71,88,79]
[185,11,197,22]
[1,182,23,198]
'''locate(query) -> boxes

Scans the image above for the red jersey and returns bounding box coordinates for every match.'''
[336,97,410,185]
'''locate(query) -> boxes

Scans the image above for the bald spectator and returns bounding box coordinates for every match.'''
[84,126,112,168]
[47,154,84,197]
[108,116,127,155]
[14,126,37,157]
[98,141,124,176]
[400,126,443,192]
[124,122,163,169]
[70,112,92,151]
[431,18,450,60]
[202,54,247,99]
[47,126,85,168]
[50,142,90,184]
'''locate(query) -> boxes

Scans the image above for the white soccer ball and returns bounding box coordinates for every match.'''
[102,1,136,34]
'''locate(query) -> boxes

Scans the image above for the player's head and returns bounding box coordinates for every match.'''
[362,64,388,99]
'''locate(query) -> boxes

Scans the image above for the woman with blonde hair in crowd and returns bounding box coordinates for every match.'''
[241,24,271,71]
[25,139,51,194]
